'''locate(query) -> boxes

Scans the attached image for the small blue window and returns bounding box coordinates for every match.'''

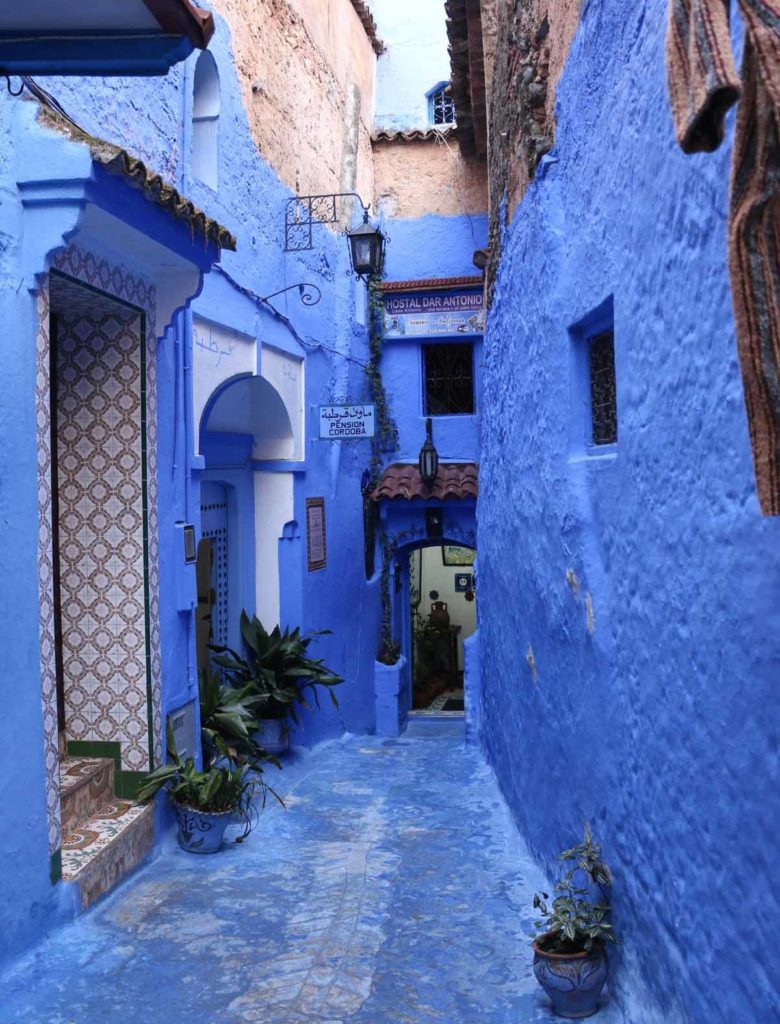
[427,82,456,126]
[569,297,618,455]
[193,51,220,189]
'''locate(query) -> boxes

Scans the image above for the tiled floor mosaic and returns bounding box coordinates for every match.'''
[0,722,626,1023]
[60,757,110,795]
[61,801,150,875]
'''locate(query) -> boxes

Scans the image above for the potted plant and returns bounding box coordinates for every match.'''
[210,612,343,755]
[531,827,617,1018]
[198,669,279,771]
[137,726,268,854]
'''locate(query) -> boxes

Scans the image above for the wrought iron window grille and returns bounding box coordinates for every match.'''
[429,86,456,126]
[423,343,474,416]
[588,330,618,446]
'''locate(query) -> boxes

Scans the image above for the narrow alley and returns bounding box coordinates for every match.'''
[0,723,622,1024]
[1,1,778,1020]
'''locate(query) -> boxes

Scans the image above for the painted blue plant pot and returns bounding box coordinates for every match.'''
[532,936,608,1019]
[174,804,233,854]
[253,718,289,757]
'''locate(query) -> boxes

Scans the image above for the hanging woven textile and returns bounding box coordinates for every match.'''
[667,0,780,516]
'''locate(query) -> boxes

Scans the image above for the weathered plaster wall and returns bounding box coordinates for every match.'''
[484,0,581,291]
[478,2,780,1021]
[0,100,80,968]
[374,138,487,219]
[210,0,376,203]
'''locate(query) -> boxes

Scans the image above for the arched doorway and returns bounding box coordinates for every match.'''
[198,363,300,651]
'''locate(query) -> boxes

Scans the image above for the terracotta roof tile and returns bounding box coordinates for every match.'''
[380,275,483,293]
[371,463,478,502]
[39,107,236,252]
[372,126,456,143]
[150,0,215,48]
[445,0,487,157]
[348,1,385,55]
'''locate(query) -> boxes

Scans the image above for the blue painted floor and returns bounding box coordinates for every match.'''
[0,721,624,1023]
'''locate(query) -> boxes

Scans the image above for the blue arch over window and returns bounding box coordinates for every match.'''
[193,51,220,189]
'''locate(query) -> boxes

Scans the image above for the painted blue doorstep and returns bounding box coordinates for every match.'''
[0,722,624,1024]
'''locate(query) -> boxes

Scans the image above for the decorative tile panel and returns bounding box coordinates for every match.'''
[55,309,149,772]
[34,245,162,795]
[35,278,62,855]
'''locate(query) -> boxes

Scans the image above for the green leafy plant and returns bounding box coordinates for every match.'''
[533,826,617,954]
[412,611,444,685]
[210,612,343,724]
[198,669,279,772]
[137,725,270,840]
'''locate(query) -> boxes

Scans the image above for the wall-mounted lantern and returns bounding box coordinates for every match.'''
[284,192,385,279]
[347,213,385,280]
[418,417,439,489]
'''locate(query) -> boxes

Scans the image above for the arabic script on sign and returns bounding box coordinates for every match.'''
[318,404,376,440]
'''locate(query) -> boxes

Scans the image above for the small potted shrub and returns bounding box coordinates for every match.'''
[210,612,342,755]
[137,728,268,854]
[198,669,279,771]
[532,827,617,1018]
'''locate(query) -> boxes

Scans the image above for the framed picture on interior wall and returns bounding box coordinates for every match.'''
[306,497,327,572]
[454,572,473,593]
[442,544,476,566]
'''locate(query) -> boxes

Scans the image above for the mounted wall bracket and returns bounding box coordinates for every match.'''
[284,192,370,252]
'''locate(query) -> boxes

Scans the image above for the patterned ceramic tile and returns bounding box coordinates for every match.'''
[35,245,163,847]
[35,279,63,855]
[55,308,149,771]
[60,757,115,836]
[61,800,154,909]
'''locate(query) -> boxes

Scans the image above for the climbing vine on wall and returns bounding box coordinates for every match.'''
[377,533,400,665]
[366,272,398,480]
[364,266,401,664]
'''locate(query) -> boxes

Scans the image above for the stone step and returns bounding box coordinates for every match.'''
[59,756,115,835]
[61,800,154,910]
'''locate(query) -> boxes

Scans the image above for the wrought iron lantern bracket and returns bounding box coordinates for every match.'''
[284,191,371,253]
[260,282,322,308]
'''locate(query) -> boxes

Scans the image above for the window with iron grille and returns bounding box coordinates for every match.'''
[588,330,617,445]
[429,85,456,126]
[423,343,474,415]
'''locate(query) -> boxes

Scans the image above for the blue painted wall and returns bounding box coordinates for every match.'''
[0,99,82,968]
[478,3,780,1021]
[0,0,485,967]
[380,213,488,463]
[0,3,383,964]
[372,0,452,131]
[38,11,383,754]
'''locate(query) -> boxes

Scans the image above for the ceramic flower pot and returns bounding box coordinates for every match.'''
[252,718,289,757]
[532,934,608,1019]
[174,804,234,854]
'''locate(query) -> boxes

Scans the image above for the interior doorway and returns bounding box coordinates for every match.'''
[196,482,230,679]
[409,544,477,713]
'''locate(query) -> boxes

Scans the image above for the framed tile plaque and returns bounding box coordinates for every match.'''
[306,497,327,572]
